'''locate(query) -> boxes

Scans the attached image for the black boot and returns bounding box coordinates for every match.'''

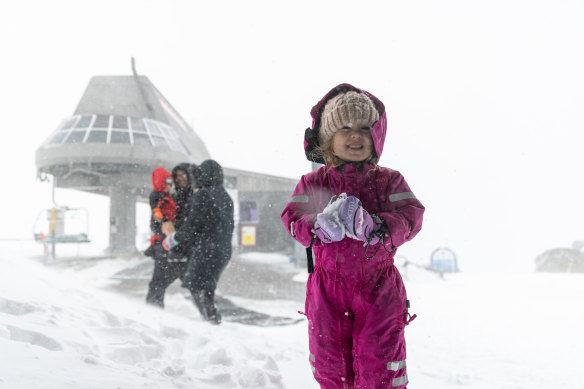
[192,290,206,319]
[146,287,164,308]
[203,290,221,325]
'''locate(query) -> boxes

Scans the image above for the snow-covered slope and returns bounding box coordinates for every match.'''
[404,268,584,388]
[1,241,582,388]
[0,244,311,388]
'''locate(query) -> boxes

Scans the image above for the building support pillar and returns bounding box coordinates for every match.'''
[107,185,137,254]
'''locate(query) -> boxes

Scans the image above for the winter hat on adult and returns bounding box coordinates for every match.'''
[319,91,380,144]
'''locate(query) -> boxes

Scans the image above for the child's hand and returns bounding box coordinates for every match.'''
[338,196,381,244]
[161,221,175,236]
[313,194,348,243]
[314,213,345,243]
[153,207,164,221]
[162,233,179,251]
[322,193,346,214]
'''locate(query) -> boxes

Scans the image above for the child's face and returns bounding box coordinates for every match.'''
[163,177,173,193]
[331,117,373,162]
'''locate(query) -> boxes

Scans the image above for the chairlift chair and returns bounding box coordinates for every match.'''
[33,207,90,244]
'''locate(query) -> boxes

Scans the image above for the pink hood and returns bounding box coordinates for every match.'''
[304,83,387,163]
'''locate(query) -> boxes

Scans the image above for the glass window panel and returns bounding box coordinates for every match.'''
[240,201,259,222]
[146,121,162,135]
[61,117,78,130]
[74,115,93,129]
[110,131,130,144]
[64,130,86,144]
[49,132,68,145]
[112,116,129,129]
[167,139,187,154]
[130,117,145,132]
[132,132,151,146]
[93,114,110,129]
[152,136,170,149]
[86,130,108,143]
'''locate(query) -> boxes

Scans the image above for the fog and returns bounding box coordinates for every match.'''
[1,0,583,272]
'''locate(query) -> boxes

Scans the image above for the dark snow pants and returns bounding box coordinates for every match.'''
[181,247,230,293]
[181,250,230,324]
[145,245,187,308]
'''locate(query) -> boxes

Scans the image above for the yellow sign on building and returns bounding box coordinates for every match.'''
[241,225,256,246]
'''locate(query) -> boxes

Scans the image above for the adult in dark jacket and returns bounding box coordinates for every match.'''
[162,160,234,324]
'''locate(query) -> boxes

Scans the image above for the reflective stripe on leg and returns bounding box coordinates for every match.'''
[387,359,408,387]
[387,359,406,371]
[393,373,409,387]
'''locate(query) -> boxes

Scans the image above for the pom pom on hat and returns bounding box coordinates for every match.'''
[319,91,380,144]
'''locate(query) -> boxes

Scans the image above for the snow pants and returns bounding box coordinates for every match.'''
[305,260,409,389]
[146,245,188,308]
[181,248,230,293]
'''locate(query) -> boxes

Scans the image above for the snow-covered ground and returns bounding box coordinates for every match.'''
[1,241,582,388]
[404,270,584,388]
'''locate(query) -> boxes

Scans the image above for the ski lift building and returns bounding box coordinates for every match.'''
[35,70,297,254]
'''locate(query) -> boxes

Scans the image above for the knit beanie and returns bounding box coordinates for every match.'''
[319,91,380,144]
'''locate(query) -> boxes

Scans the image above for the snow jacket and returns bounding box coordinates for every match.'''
[281,84,424,388]
[175,160,234,292]
[283,163,424,257]
[149,167,177,244]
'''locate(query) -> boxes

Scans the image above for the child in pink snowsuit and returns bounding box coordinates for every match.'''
[281,84,424,388]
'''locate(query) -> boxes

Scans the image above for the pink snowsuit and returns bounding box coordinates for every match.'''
[281,84,424,388]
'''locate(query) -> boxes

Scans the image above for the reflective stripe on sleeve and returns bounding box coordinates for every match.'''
[392,374,408,387]
[309,353,316,373]
[291,195,309,203]
[389,192,416,202]
[387,360,406,371]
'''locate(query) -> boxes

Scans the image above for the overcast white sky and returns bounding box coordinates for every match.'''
[1,0,583,271]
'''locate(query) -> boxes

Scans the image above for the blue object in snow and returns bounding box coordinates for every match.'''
[430,247,459,272]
